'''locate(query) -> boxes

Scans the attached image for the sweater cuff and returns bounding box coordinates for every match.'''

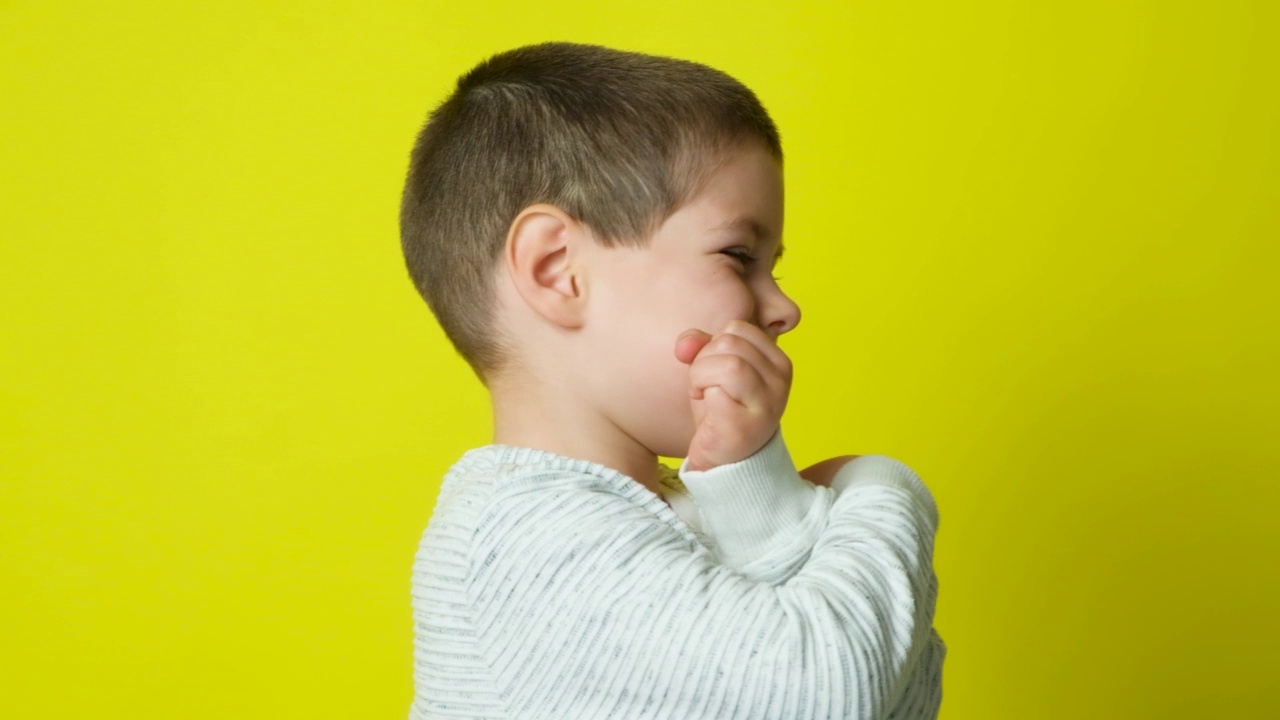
[677,429,821,566]
[831,454,940,530]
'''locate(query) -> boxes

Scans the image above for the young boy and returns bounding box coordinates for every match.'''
[399,42,944,719]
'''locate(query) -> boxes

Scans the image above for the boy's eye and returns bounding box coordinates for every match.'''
[721,248,758,267]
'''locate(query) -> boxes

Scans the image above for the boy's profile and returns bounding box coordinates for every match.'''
[399,42,944,719]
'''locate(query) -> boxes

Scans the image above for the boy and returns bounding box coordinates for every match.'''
[399,42,944,719]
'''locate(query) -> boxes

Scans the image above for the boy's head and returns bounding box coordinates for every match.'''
[399,42,787,387]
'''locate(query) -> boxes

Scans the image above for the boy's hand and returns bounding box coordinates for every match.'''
[674,320,793,472]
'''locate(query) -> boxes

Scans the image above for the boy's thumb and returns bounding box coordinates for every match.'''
[674,329,712,365]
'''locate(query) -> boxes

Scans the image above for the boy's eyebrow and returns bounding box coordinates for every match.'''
[712,217,786,264]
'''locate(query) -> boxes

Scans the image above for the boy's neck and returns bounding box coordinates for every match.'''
[489,377,665,500]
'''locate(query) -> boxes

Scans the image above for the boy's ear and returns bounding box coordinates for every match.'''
[503,203,587,329]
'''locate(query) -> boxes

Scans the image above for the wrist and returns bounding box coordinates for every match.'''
[678,428,823,567]
[685,428,778,473]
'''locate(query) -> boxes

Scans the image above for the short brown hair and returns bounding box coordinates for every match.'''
[399,42,782,383]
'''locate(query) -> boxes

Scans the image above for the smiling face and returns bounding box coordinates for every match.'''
[576,141,802,458]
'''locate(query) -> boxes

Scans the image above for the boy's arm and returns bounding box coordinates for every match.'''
[675,428,827,583]
[678,431,928,585]
[825,451,945,715]
[681,429,945,715]
[671,321,900,583]
[885,627,946,719]
[469,454,940,720]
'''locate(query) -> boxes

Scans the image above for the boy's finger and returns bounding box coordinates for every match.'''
[695,330,787,392]
[687,354,768,408]
[674,329,713,365]
[717,320,792,377]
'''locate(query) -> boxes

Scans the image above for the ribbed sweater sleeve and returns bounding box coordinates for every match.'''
[466,429,941,719]
[677,429,828,582]
[678,429,944,717]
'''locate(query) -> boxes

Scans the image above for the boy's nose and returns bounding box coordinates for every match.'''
[762,292,801,340]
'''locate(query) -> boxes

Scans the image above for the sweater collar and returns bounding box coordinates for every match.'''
[454,443,699,529]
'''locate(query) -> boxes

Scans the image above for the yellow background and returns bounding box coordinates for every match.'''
[3,1,1276,717]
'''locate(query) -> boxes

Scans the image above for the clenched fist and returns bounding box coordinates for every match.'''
[673,319,794,472]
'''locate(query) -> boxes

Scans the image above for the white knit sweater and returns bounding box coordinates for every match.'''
[409,428,944,719]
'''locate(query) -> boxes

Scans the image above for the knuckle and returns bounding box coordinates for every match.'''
[723,354,750,375]
[722,319,751,340]
[708,333,744,354]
